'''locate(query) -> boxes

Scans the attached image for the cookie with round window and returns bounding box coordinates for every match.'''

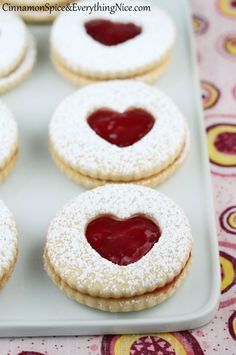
[51,0,175,85]
[44,184,193,312]
[49,81,190,188]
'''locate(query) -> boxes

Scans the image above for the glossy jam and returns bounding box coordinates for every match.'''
[85,19,142,46]
[87,108,155,147]
[214,132,236,154]
[85,215,161,266]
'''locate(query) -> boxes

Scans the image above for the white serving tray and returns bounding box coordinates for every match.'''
[0,0,220,337]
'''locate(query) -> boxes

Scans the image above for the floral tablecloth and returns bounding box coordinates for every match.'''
[1,0,236,354]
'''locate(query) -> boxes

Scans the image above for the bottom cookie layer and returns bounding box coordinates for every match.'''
[19,11,56,23]
[0,148,19,183]
[0,249,18,289]
[0,34,36,94]
[51,50,172,86]
[44,252,192,312]
[50,131,190,189]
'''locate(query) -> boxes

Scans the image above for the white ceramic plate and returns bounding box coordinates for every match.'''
[0,0,220,336]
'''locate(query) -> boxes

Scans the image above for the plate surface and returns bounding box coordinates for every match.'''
[0,0,220,336]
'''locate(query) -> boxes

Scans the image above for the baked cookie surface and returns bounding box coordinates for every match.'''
[49,80,190,187]
[51,0,175,83]
[0,200,18,289]
[44,184,193,312]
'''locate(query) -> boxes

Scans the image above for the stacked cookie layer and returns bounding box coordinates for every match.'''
[49,81,190,188]
[0,101,19,181]
[0,12,36,93]
[44,185,193,312]
[0,201,19,289]
[51,0,176,85]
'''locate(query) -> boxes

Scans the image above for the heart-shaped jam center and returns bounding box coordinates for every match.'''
[85,19,142,46]
[85,215,161,266]
[87,108,155,147]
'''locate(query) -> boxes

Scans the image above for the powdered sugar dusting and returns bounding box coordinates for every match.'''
[51,0,175,77]
[50,80,187,181]
[46,184,193,298]
[0,11,27,77]
[0,34,37,93]
[0,200,18,280]
[0,101,18,168]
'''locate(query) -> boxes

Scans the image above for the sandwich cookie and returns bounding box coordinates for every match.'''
[0,200,18,289]
[51,0,175,85]
[0,101,19,181]
[49,81,190,188]
[0,0,72,23]
[0,12,36,94]
[44,184,193,312]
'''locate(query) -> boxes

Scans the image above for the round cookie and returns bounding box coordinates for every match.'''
[0,12,36,94]
[51,0,175,84]
[0,12,27,78]
[2,0,73,23]
[49,81,190,188]
[44,184,193,312]
[0,101,19,181]
[0,200,18,289]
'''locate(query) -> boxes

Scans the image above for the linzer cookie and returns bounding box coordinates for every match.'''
[0,200,18,289]
[51,0,175,85]
[0,101,19,181]
[49,81,190,188]
[1,0,71,23]
[0,12,36,94]
[44,184,193,312]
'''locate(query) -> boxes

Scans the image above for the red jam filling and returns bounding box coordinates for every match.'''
[214,132,236,154]
[85,19,142,46]
[87,108,155,147]
[85,215,161,266]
